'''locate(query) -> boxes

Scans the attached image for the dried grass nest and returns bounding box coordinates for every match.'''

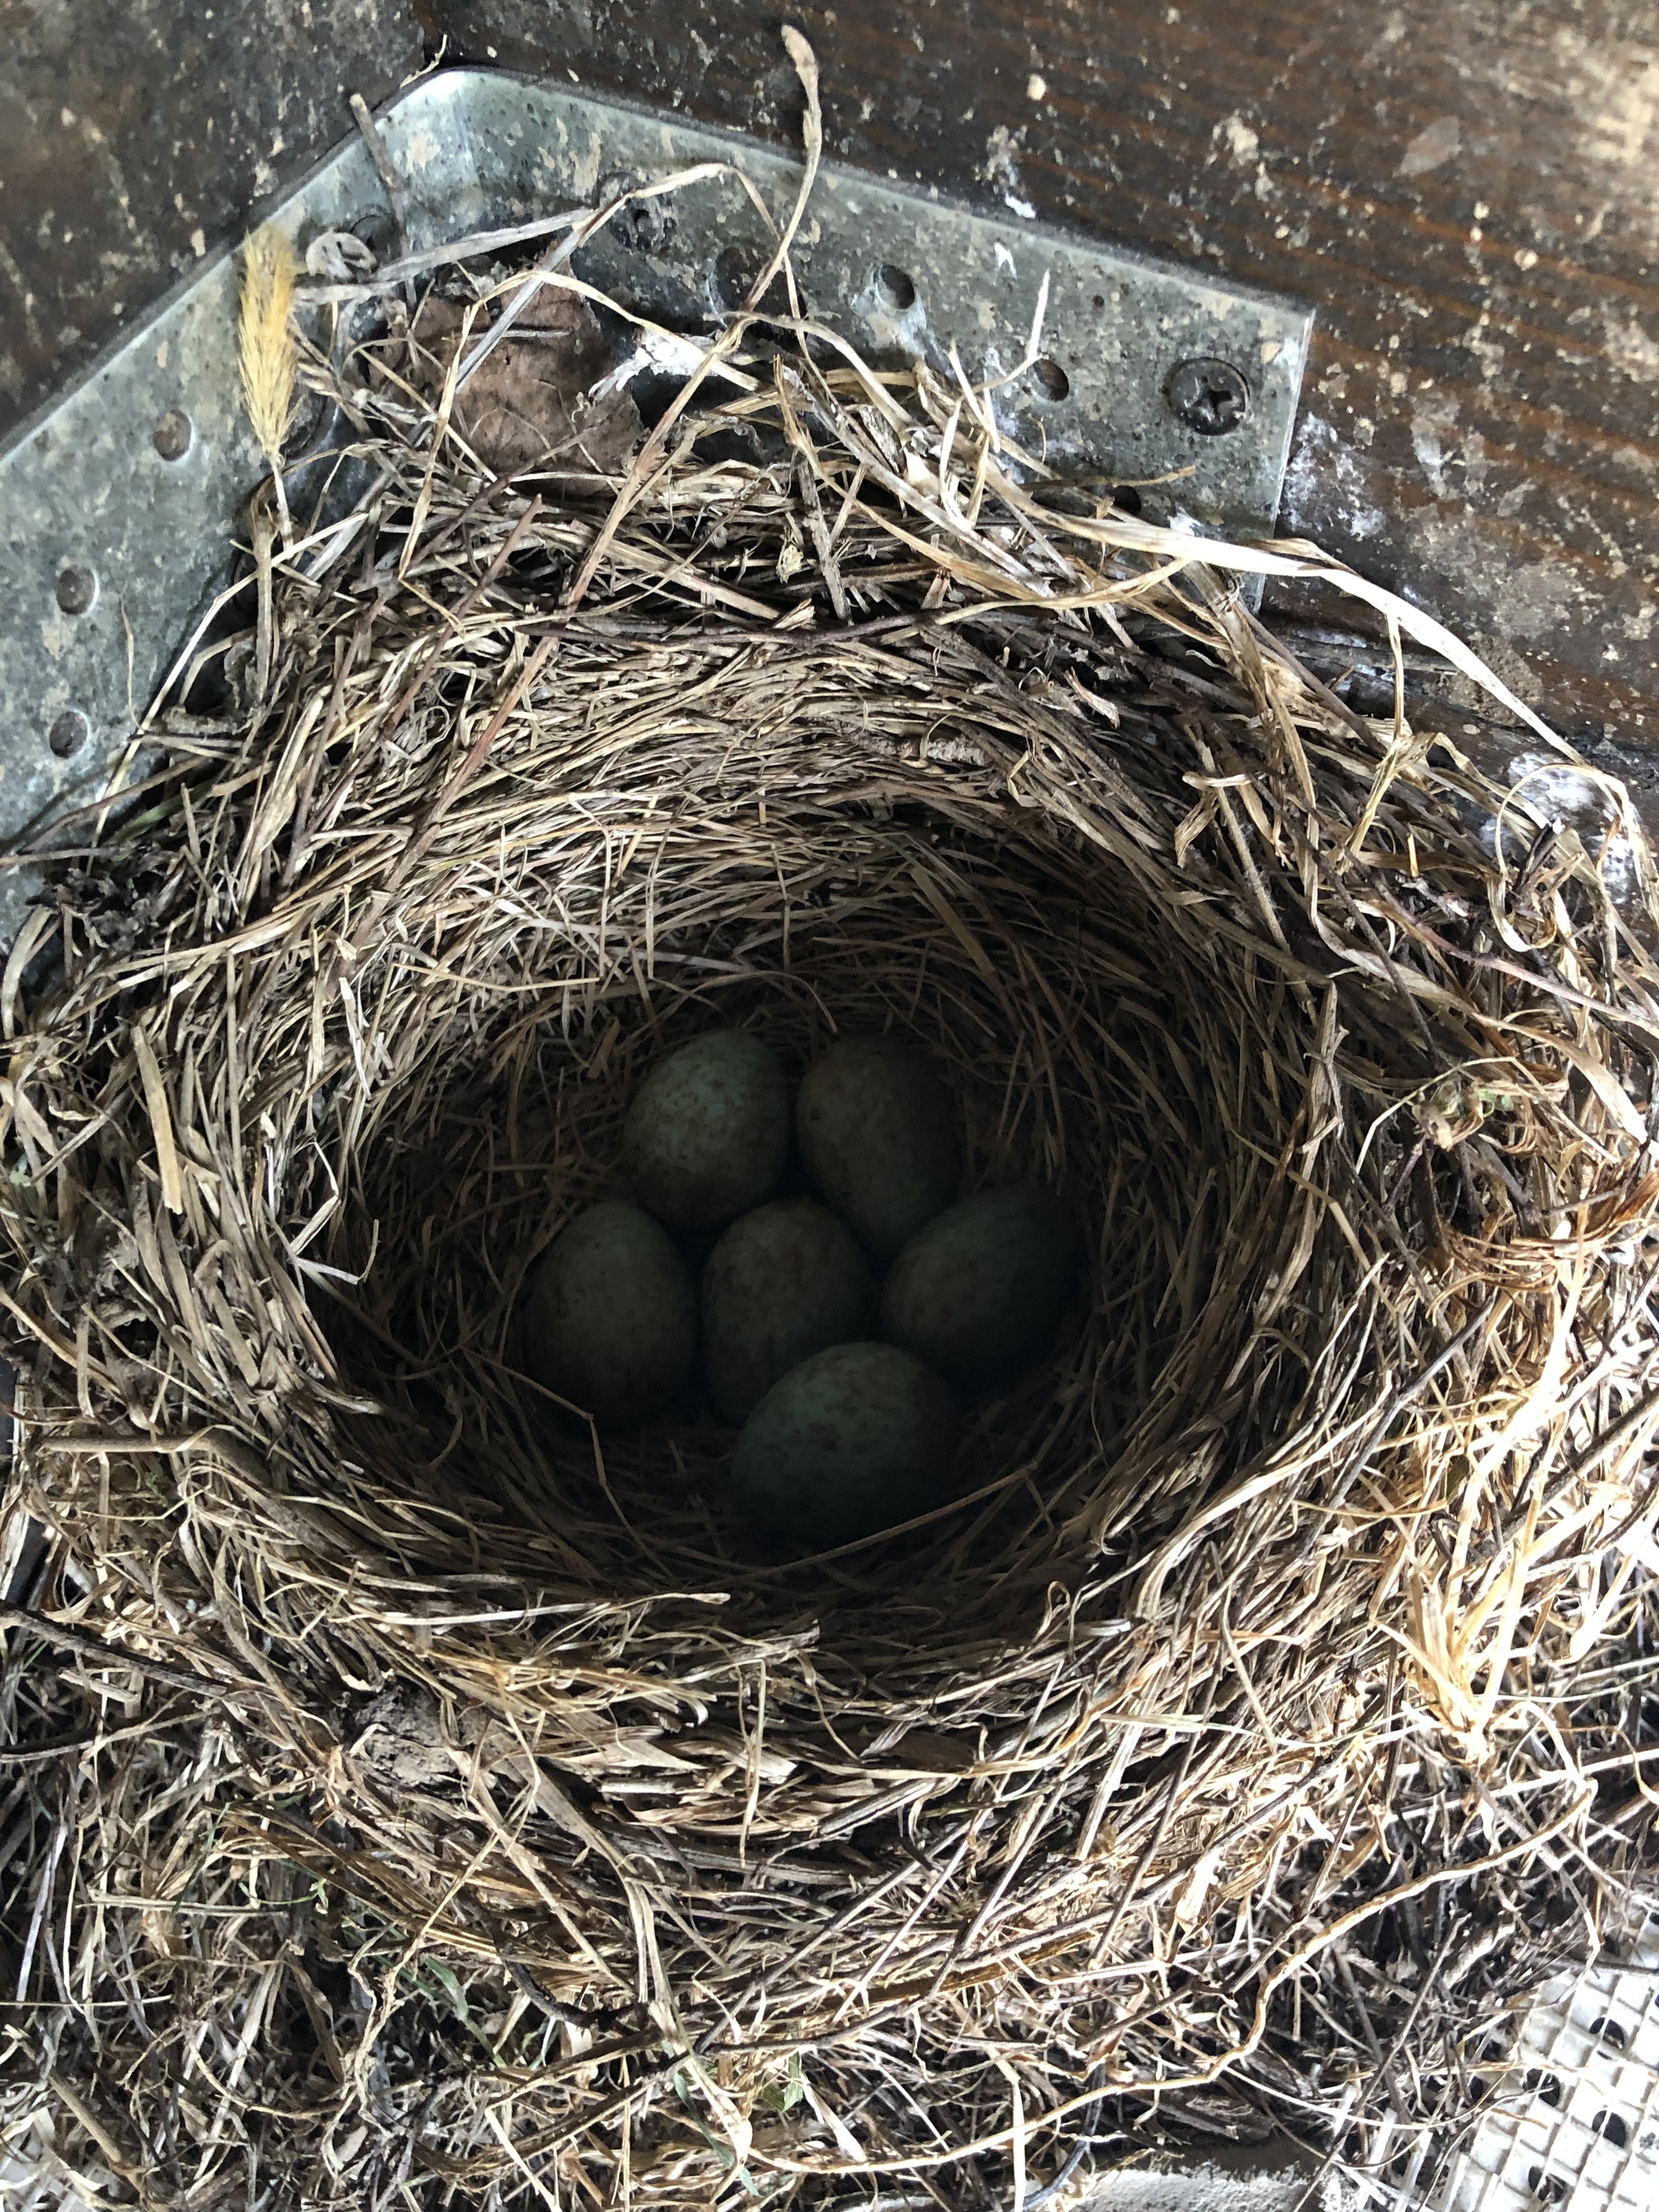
[6,76,1659,2212]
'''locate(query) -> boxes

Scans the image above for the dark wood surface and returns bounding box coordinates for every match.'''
[4,0,1656,739]
[414,0,1659,740]
[0,0,417,424]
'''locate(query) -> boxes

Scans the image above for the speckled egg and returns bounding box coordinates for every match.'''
[621,1029,791,1231]
[702,1199,876,1421]
[731,1341,960,1551]
[879,1184,1081,1393]
[522,1199,697,1426]
[795,1034,960,1263]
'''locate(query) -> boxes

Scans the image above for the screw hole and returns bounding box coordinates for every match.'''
[1527,2172,1568,2206]
[1092,292,1106,309]
[599,171,674,255]
[1523,2069,1563,2107]
[1030,356,1070,401]
[151,408,193,462]
[48,709,90,759]
[1590,2014,1628,2048]
[349,207,399,262]
[1111,485,1144,518]
[876,263,916,312]
[1593,2109,1629,2148]
[54,566,96,616]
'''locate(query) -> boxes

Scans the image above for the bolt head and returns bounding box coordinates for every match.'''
[1166,357,1250,436]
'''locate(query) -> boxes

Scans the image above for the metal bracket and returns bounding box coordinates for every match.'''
[0,68,1311,944]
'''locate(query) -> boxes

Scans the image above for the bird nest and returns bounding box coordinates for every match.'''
[5,56,1659,2211]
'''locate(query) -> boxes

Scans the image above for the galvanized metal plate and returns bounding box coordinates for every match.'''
[0,67,1311,945]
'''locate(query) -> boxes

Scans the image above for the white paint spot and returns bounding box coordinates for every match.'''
[569,129,603,201]
[982,125,1038,221]
[1214,113,1260,165]
[994,242,1017,275]
[1026,73,1047,101]
[1502,32,1659,243]
[1515,245,1539,269]
[1398,115,1461,175]
[1410,403,1451,497]
[402,126,443,174]
[1283,413,1388,541]
[1418,514,1580,645]
[190,228,206,259]
[1602,309,1659,383]
[1575,39,1659,167]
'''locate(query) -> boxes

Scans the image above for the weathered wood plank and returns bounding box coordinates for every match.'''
[3,0,1653,738]
[416,0,1659,736]
[0,0,418,427]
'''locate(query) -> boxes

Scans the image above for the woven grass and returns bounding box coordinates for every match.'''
[5,58,1659,2209]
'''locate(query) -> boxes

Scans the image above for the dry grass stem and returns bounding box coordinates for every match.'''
[4,51,1659,2209]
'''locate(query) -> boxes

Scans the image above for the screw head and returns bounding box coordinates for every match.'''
[48,709,91,758]
[152,407,193,461]
[54,565,97,616]
[1166,357,1250,436]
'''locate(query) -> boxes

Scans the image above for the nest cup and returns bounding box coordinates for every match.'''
[6,128,1659,2205]
[346,754,1247,1599]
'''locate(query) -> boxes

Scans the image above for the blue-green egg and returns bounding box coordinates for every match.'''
[880,1184,1081,1394]
[796,1034,960,1262]
[621,1029,790,1231]
[522,1199,697,1426]
[731,1341,960,1551]
[702,1199,876,1421]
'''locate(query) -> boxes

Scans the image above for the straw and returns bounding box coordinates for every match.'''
[3,41,1657,2208]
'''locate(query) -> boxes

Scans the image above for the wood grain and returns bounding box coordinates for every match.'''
[0,0,417,428]
[3,0,1653,737]
[416,0,1659,739]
